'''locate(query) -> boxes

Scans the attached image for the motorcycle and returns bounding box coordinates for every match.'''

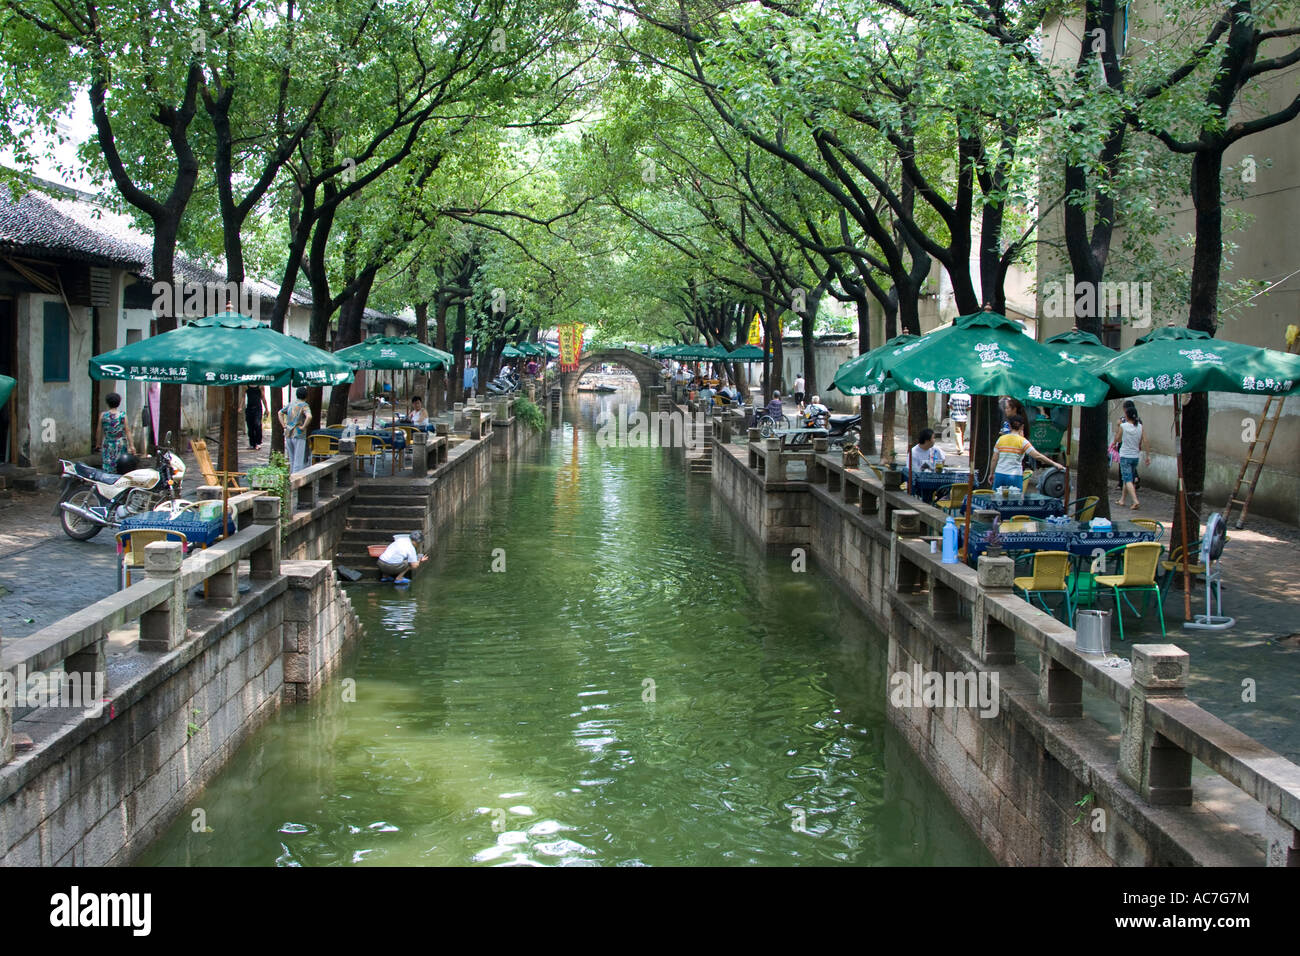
[789,408,861,448]
[55,435,186,540]
[485,369,521,394]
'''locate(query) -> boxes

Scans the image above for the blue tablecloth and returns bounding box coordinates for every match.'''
[903,469,971,503]
[120,511,235,548]
[969,492,1065,519]
[963,520,1155,560]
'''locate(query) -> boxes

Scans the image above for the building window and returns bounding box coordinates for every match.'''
[43,301,70,382]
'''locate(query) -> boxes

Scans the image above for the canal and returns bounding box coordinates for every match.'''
[138,393,993,866]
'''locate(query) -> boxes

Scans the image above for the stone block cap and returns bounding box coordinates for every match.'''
[1130,644,1190,689]
[144,540,185,572]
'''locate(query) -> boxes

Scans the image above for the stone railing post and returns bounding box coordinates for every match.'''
[317,465,334,497]
[139,541,187,652]
[763,437,783,481]
[466,407,484,439]
[251,496,281,580]
[811,437,829,485]
[0,680,11,765]
[336,447,354,488]
[971,594,1017,665]
[1119,644,1193,806]
[435,420,449,439]
[1039,654,1083,718]
[1264,813,1300,867]
[890,510,924,593]
[296,474,315,511]
[412,430,429,475]
[453,402,465,431]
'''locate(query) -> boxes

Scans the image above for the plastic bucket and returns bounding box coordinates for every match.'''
[1075,609,1111,655]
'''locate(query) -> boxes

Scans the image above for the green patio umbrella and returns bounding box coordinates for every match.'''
[827,334,919,396]
[90,311,355,533]
[1044,328,1119,368]
[878,311,1108,555]
[0,375,14,410]
[1042,329,1120,510]
[501,344,525,359]
[726,344,768,361]
[1094,325,1300,620]
[335,335,451,470]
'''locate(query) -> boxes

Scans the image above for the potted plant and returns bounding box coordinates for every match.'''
[246,451,291,539]
[985,516,1003,558]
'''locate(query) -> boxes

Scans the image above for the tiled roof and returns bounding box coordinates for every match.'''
[0,181,147,268]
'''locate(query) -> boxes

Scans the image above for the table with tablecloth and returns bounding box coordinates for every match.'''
[962,519,1156,560]
[120,510,236,549]
[902,469,971,504]
[309,427,405,449]
[969,492,1065,519]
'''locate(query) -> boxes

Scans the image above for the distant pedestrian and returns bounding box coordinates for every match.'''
[1113,400,1149,510]
[793,373,806,411]
[948,392,970,455]
[97,392,136,473]
[279,387,313,473]
[245,385,268,450]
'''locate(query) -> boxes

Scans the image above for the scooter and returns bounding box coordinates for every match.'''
[789,409,861,448]
[55,434,186,540]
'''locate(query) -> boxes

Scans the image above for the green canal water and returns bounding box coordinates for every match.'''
[138,394,993,866]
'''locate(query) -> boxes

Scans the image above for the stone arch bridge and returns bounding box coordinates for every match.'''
[560,349,662,398]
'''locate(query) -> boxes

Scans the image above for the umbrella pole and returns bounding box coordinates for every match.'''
[961,399,977,561]
[1064,408,1074,511]
[1176,397,1192,621]
[221,387,232,541]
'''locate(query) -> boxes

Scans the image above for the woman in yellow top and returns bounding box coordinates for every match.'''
[985,414,1060,492]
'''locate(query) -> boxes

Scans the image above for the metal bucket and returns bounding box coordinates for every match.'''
[1075,609,1111,655]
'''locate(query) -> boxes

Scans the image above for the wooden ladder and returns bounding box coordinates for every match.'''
[1222,328,1299,528]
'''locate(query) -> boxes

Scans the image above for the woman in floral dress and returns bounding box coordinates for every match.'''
[96,392,136,472]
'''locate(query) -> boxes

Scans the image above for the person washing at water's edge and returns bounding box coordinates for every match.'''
[377,531,424,584]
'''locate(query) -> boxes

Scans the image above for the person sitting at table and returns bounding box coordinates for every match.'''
[909,428,944,474]
[376,530,424,584]
[698,383,715,406]
[985,415,1058,491]
[410,397,429,427]
[803,395,830,429]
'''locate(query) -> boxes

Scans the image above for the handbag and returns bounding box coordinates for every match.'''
[1108,442,1121,465]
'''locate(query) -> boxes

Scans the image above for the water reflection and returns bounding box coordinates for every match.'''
[137,393,992,867]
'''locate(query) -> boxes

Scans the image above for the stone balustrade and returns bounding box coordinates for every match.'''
[1,498,283,767]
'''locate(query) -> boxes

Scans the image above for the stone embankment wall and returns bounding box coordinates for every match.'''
[711,437,1299,867]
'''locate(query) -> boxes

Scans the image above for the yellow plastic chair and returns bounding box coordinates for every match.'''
[353,434,383,477]
[1013,550,1074,624]
[972,488,993,497]
[1069,495,1100,523]
[1022,469,1034,489]
[1130,518,1164,541]
[1159,542,1205,597]
[309,433,339,464]
[933,482,972,514]
[1010,514,1035,521]
[1095,541,1165,642]
[116,529,188,590]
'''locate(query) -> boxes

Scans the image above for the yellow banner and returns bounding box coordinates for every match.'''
[747,313,762,346]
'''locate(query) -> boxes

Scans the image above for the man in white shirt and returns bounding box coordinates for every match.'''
[793,373,806,411]
[803,395,830,429]
[377,531,423,583]
[909,428,945,474]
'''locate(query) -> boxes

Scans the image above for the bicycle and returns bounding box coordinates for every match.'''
[755,412,790,439]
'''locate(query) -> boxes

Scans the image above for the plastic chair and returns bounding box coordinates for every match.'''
[353,434,383,477]
[309,433,339,464]
[1130,518,1164,541]
[1014,550,1074,624]
[116,528,188,589]
[933,482,972,514]
[1069,495,1100,523]
[1000,519,1037,532]
[1158,542,1206,596]
[190,437,247,490]
[1021,470,1034,490]
[1094,541,1166,642]
[1010,514,1035,521]
[972,488,993,497]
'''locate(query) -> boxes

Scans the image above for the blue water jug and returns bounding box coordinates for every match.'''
[942,516,959,564]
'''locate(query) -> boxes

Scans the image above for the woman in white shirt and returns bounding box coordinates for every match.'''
[410,397,429,426]
[1113,400,1150,509]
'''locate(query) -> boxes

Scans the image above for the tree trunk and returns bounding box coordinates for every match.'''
[414,301,429,345]
[450,301,467,404]
[855,296,875,454]
[326,271,375,426]
[1177,147,1225,553]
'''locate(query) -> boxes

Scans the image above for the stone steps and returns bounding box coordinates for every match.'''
[348,504,429,518]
